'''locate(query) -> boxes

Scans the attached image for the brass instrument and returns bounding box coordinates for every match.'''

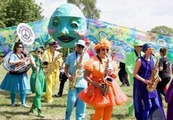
[3,51,31,73]
[101,55,113,96]
[70,47,88,90]
[43,53,63,78]
[146,54,161,92]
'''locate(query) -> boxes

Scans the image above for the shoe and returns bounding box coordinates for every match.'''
[38,109,44,118]
[126,84,130,86]
[38,113,44,118]
[22,104,30,108]
[54,94,62,98]
[47,99,53,103]
[11,103,15,107]
[120,83,127,87]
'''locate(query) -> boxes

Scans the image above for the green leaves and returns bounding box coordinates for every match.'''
[151,26,173,37]
[0,0,43,28]
[67,0,101,19]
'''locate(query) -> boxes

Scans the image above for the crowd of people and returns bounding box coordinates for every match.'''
[0,38,173,120]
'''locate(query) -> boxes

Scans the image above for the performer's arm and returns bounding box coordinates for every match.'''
[133,59,150,85]
[84,70,102,89]
[64,64,73,82]
[125,53,133,75]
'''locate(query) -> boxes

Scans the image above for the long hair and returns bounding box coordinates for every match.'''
[13,40,24,53]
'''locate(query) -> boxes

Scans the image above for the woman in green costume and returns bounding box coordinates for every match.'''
[29,46,46,117]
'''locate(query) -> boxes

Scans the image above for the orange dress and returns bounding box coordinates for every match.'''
[79,56,128,107]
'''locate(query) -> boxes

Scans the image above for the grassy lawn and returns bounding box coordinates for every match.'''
[0,64,167,120]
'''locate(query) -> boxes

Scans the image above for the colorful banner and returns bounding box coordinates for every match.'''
[0,18,173,63]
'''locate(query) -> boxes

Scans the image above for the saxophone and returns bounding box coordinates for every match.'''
[70,47,88,90]
[146,54,161,92]
[43,53,63,78]
[101,55,113,96]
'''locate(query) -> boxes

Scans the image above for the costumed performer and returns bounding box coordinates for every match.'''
[133,43,166,120]
[79,38,128,120]
[125,40,143,115]
[42,41,63,103]
[29,46,46,117]
[0,40,30,107]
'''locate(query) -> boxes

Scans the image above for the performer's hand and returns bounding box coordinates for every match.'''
[143,80,151,85]
[36,67,39,72]
[68,75,74,82]
[19,59,25,65]
[77,63,83,69]
[107,69,114,76]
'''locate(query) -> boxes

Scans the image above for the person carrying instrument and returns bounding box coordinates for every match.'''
[0,40,30,107]
[64,40,89,120]
[79,38,128,120]
[42,41,63,103]
[29,46,46,117]
[133,43,166,120]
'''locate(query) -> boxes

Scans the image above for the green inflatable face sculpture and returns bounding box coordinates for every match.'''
[48,3,87,48]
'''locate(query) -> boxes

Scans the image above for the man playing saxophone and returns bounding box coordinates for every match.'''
[64,40,89,120]
[42,41,63,103]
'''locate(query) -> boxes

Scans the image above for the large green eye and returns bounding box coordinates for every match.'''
[53,20,59,27]
[71,22,78,29]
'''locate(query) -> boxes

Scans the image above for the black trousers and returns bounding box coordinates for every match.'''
[156,77,171,102]
[57,72,68,96]
[118,70,130,85]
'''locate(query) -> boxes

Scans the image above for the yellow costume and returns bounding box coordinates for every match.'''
[43,48,63,103]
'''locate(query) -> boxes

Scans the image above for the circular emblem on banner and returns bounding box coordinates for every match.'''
[17,23,35,45]
[157,39,166,46]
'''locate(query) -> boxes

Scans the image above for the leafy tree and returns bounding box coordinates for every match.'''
[0,0,43,28]
[150,26,173,37]
[67,0,101,19]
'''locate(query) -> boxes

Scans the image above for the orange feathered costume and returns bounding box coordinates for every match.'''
[78,38,128,119]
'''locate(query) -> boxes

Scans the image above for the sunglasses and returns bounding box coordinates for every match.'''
[53,46,58,48]
[101,48,109,52]
[77,45,84,48]
[37,50,43,54]
[18,46,23,48]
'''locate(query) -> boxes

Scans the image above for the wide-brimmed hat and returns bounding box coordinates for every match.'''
[75,40,85,47]
[94,38,111,51]
[133,40,143,46]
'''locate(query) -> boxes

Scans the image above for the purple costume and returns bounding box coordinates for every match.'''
[165,78,173,120]
[133,56,166,120]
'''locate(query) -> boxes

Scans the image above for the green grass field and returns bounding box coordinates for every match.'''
[0,64,167,120]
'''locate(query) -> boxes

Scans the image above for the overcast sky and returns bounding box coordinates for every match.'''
[35,0,173,32]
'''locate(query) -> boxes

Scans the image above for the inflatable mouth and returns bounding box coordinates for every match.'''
[57,36,75,42]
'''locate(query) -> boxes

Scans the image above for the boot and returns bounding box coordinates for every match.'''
[37,109,44,118]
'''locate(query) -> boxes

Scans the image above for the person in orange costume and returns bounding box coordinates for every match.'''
[79,38,128,120]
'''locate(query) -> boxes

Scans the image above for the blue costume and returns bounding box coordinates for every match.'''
[133,56,166,120]
[65,51,89,120]
[0,53,30,106]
